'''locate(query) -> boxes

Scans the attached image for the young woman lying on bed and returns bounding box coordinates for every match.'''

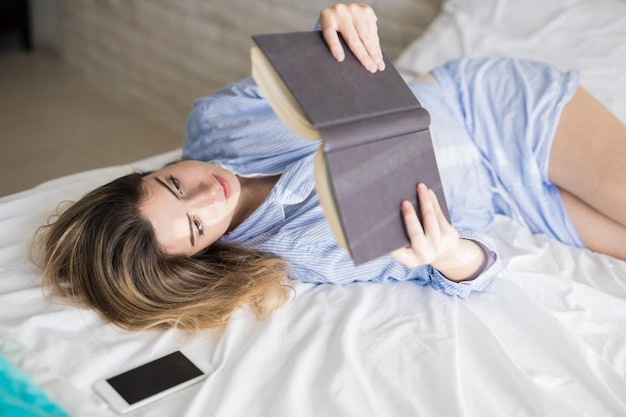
[38,3,626,332]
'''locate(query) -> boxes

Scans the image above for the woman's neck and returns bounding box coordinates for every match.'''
[228,175,281,232]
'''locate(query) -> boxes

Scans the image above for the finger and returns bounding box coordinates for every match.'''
[401,199,433,262]
[401,199,425,242]
[428,188,451,231]
[418,184,441,243]
[339,24,379,73]
[352,8,384,70]
[390,247,422,269]
[321,20,346,62]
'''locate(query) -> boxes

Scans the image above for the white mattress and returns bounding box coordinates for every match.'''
[1,0,625,415]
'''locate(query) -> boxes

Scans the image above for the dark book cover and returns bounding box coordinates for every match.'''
[252,31,449,264]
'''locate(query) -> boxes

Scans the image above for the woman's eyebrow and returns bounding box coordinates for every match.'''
[154,177,194,247]
[154,177,180,200]
[187,213,195,247]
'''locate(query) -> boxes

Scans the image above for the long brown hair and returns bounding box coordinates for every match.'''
[37,172,292,331]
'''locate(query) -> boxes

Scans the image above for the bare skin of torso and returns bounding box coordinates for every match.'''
[411,73,437,84]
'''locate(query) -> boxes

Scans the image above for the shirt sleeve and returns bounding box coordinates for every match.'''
[183,77,319,176]
[183,18,324,173]
[268,222,500,298]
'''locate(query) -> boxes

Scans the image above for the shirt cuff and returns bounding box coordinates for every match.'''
[426,230,501,298]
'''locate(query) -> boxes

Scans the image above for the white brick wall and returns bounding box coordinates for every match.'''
[59,0,442,133]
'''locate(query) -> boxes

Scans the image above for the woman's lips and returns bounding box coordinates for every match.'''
[215,175,230,200]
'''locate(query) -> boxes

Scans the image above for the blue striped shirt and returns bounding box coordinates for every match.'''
[182,75,501,298]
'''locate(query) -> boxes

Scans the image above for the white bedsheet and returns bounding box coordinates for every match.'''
[2,0,626,415]
[1,153,625,416]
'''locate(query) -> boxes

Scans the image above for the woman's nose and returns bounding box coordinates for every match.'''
[186,182,218,206]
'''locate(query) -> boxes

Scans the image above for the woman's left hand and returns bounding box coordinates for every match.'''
[319,3,385,73]
[391,183,491,282]
[391,183,461,269]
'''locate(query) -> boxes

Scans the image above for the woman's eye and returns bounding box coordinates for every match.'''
[168,175,182,192]
[194,219,204,236]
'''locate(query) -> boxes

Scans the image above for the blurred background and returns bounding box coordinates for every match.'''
[0,0,441,197]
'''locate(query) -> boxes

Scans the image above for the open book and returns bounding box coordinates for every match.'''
[251,31,449,265]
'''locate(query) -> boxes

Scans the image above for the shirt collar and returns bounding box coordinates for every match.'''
[221,152,316,241]
[269,153,316,206]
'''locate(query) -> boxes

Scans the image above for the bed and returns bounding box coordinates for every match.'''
[1,0,625,415]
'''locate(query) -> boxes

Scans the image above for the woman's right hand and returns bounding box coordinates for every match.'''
[319,3,385,73]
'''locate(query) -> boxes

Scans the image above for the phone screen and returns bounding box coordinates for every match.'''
[106,351,205,405]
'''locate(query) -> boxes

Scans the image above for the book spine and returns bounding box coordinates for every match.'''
[318,107,431,152]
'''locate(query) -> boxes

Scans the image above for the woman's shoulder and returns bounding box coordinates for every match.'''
[182,78,319,173]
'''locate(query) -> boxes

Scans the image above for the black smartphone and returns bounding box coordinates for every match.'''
[93,349,212,414]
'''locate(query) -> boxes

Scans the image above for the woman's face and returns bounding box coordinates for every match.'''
[140,160,241,255]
